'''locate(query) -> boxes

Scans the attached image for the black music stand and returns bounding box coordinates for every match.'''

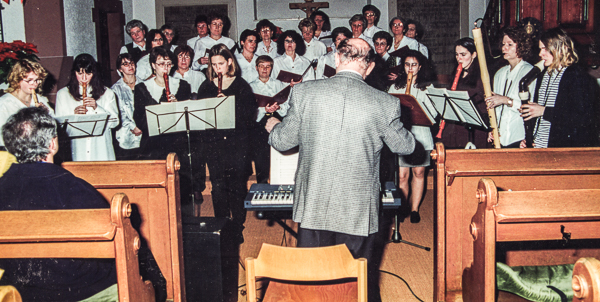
[145,97,236,214]
[55,113,113,138]
[427,86,488,148]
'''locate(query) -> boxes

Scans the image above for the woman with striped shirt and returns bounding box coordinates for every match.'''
[520,28,598,148]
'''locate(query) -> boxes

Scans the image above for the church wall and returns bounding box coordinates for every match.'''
[122,0,134,44]
[63,0,97,59]
[2,1,26,42]
[134,0,157,29]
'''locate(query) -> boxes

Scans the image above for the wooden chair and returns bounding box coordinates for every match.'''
[0,286,21,302]
[0,193,155,302]
[431,142,600,301]
[465,178,600,302]
[62,153,185,302]
[245,243,367,302]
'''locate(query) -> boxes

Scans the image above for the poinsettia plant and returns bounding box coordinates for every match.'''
[0,40,39,84]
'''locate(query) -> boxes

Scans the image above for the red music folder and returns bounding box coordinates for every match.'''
[323,64,336,78]
[254,85,292,107]
[390,93,435,126]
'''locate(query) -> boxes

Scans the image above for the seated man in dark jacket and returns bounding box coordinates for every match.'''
[0,107,145,301]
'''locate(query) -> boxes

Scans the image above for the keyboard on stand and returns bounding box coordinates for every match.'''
[244,181,401,212]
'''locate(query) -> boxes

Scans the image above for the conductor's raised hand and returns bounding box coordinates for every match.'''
[519,102,545,121]
[265,117,281,133]
[83,97,97,110]
[290,79,302,87]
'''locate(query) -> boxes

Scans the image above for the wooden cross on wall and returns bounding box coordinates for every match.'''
[289,0,329,18]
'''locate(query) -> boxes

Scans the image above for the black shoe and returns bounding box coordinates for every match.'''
[410,211,421,223]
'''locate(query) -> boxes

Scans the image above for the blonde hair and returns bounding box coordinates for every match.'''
[206,44,240,81]
[540,28,578,73]
[5,59,47,94]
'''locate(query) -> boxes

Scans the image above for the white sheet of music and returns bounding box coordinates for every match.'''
[145,97,235,136]
[269,146,299,185]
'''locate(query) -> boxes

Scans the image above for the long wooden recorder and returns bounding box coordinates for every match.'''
[31,88,39,106]
[405,72,413,95]
[473,26,501,148]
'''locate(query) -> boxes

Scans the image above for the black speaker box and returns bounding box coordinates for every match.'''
[182,217,240,302]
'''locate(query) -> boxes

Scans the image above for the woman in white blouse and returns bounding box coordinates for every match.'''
[255,19,278,59]
[111,53,142,159]
[55,54,119,161]
[0,59,53,149]
[136,29,168,81]
[172,45,206,97]
[485,27,535,148]
[272,30,315,82]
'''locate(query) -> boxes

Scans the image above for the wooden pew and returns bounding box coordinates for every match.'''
[0,193,155,301]
[62,153,185,302]
[431,143,600,301]
[466,178,600,301]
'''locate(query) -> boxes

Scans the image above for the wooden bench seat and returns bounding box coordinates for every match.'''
[0,193,155,301]
[431,143,600,301]
[465,178,600,302]
[62,153,185,302]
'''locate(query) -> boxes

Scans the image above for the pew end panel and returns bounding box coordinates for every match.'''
[0,193,155,302]
[432,143,600,301]
[465,178,600,302]
[62,153,184,302]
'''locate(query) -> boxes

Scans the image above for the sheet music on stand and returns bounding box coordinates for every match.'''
[55,113,111,138]
[144,96,235,136]
[270,146,299,185]
[426,86,487,129]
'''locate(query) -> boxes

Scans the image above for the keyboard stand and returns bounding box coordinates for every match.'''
[256,211,298,239]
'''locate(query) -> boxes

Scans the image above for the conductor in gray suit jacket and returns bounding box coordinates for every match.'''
[266,38,415,301]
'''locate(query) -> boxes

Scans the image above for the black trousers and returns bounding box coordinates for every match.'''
[205,135,250,234]
[297,226,384,302]
[251,129,271,184]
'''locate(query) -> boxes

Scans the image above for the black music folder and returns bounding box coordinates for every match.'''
[254,85,292,107]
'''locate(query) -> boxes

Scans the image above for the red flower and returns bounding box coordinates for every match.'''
[4,52,18,60]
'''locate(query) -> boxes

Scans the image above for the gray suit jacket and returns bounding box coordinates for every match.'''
[269,71,415,236]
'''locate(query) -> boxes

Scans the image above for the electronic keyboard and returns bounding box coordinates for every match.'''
[244,181,401,212]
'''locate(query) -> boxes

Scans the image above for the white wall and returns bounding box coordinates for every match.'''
[122,0,134,44]
[2,0,26,42]
[133,0,157,29]
[63,0,97,58]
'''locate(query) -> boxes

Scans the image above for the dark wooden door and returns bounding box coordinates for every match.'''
[93,0,125,86]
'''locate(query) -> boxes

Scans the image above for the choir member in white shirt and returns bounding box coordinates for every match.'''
[272,30,316,82]
[405,19,429,59]
[349,14,374,49]
[249,55,289,183]
[192,14,236,71]
[298,18,327,61]
[255,19,278,59]
[362,5,383,39]
[235,30,260,84]
[55,54,119,162]
[111,53,142,159]
[311,11,333,51]
[187,15,209,49]
[388,50,436,223]
[160,24,178,52]
[315,27,351,79]
[485,27,535,148]
[119,20,147,63]
[389,17,427,58]
[137,29,168,81]
[172,45,206,97]
[0,59,53,149]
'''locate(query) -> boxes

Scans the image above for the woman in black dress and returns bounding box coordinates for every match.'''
[197,43,258,244]
[437,37,489,149]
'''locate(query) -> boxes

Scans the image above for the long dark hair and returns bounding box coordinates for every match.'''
[276,30,306,56]
[453,37,481,88]
[393,50,435,91]
[67,54,106,100]
[146,29,168,52]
